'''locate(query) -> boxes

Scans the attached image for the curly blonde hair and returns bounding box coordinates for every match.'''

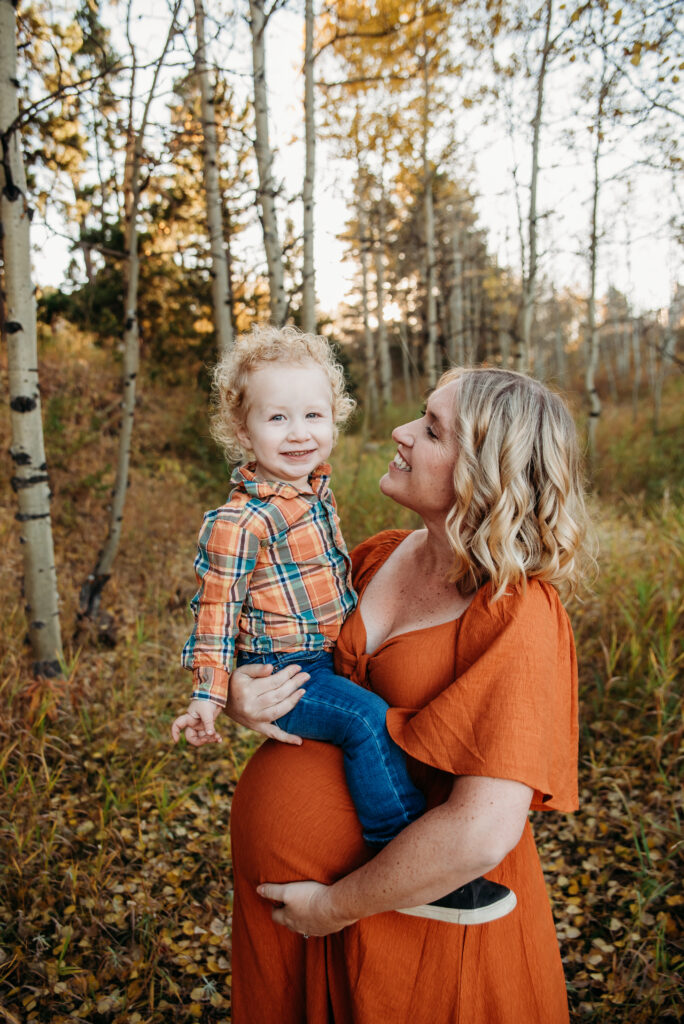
[211,324,356,462]
[439,367,595,600]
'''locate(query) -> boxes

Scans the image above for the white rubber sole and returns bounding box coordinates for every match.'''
[396,889,518,925]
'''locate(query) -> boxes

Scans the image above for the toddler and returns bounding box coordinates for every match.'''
[172,324,516,925]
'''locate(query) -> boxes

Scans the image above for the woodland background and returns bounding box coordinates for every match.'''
[1,0,682,1021]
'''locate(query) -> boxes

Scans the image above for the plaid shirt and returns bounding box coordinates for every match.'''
[181,462,356,706]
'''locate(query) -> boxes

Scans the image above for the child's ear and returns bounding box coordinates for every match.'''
[236,424,252,450]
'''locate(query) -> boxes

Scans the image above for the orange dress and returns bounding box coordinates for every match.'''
[230,531,579,1023]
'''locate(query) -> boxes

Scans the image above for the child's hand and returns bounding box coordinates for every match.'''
[171,699,222,747]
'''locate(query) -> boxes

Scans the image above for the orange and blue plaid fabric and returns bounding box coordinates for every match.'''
[181,462,356,706]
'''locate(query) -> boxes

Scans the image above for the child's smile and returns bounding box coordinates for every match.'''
[237,361,336,491]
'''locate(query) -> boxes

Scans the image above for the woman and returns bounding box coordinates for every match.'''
[215,368,590,1022]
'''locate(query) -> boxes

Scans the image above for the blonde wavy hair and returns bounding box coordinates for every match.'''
[211,324,356,462]
[439,367,595,600]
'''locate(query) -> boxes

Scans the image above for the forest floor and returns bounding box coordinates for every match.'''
[0,335,682,1023]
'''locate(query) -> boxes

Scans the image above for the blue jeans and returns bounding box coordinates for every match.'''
[236,650,426,845]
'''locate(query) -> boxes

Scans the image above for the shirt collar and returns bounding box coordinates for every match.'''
[231,462,332,501]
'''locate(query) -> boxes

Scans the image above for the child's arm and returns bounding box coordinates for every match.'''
[171,698,223,746]
[180,508,260,721]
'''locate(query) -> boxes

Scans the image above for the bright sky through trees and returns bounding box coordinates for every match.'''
[28,0,681,318]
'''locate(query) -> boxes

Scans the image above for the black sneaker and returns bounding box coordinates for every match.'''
[396,877,517,925]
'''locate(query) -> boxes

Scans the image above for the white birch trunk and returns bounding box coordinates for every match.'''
[359,205,378,421]
[653,292,680,432]
[249,0,287,325]
[631,316,641,422]
[422,33,438,387]
[464,269,475,363]
[374,191,392,405]
[585,113,602,461]
[605,330,618,403]
[302,0,316,333]
[80,4,181,620]
[1,0,62,675]
[554,321,566,387]
[472,274,483,363]
[398,316,414,403]
[448,217,464,365]
[374,246,392,405]
[195,0,233,355]
[518,0,553,375]
[499,329,511,370]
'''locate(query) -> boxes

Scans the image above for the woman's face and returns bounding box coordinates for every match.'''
[380,379,460,521]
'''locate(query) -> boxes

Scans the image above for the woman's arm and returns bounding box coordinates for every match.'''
[259,774,533,936]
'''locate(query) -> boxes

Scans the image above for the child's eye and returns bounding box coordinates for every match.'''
[270,414,285,422]
[306,411,322,419]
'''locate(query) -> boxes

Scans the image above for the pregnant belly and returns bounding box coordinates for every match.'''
[230,738,372,887]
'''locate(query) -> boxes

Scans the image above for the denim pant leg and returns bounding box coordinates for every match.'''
[273,652,426,845]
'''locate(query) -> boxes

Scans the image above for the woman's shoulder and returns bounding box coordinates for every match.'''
[478,578,567,622]
[350,529,411,590]
[463,578,573,661]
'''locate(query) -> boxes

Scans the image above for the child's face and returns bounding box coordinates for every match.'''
[237,361,335,490]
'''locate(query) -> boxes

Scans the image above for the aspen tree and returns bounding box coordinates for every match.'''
[1,0,62,676]
[302,0,316,333]
[653,287,682,433]
[373,171,392,405]
[79,1,182,622]
[585,67,609,463]
[421,18,438,387]
[248,0,287,325]
[397,314,414,403]
[357,183,378,421]
[631,316,642,423]
[195,0,234,355]
[448,213,465,365]
[517,0,554,375]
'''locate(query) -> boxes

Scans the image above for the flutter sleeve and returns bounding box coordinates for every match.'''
[386,580,579,812]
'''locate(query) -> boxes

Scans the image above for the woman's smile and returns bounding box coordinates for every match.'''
[391,452,411,472]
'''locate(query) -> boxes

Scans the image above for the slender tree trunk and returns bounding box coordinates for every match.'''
[359,204,378,422]
[249,0,287,325]
[518,0,553,374]
[448,216,464,365]
[653,293,680,433]
[374,193,392,406]
[398,316,414,403]
[605,330,618,403]
[499,329,511,369]
[1,0,62,676]
[631,316,641,422]
[79,3,181,621]
[554,311,566,387]
[195,0,233,355]
[618,320,630,378]
[463,265,474,364]
[421,32,437,387]
[585,103,603,462]
[472,273,483,362]
[302,0,316,333]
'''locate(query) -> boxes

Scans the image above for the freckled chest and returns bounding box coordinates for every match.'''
[359,540,473,654]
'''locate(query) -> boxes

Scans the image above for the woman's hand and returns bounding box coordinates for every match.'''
[257,880,356,938]
[227,662,309,745]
